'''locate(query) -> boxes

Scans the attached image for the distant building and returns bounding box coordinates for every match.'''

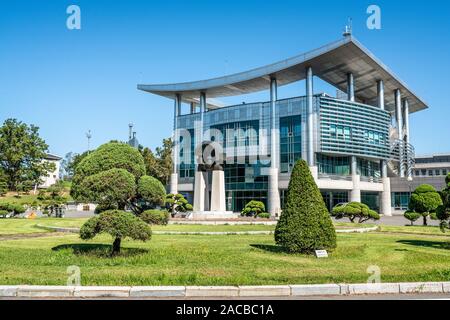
[391,153,450,212]
[40,153,62,188]
[127,123,140,149]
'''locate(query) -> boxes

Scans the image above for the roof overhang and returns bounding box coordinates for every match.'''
[138,36,428,113]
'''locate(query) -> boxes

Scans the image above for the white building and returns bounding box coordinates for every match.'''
[40,153,62,188]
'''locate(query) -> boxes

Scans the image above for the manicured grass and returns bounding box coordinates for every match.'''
[0,226,449,286]
[379,225,450,237]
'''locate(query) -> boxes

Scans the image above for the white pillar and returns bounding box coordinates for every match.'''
[350,156,361,202]
[403,98,412,180]
[193,93,206,211]
[193,171,206,212]
[210,170,226,211]
[190,102,196,114]
[395,89,405,178]
[306,67,314,166]
[170,94,181,195]
[380,177,392,216]
[347,73,355,102]
[268,77,281,216]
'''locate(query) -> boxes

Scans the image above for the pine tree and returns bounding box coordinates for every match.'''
[275,159,337,253]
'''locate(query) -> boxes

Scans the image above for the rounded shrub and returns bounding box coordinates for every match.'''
[80,210,151,255]
[137,175,166,207]
[257,213,271,219]
[275,159,336,253]
[404,210,421,225]
[241,200,266,217]
[331,202,380,223]
[141,209,170,225]
[409,184,443,226]
[0,210,9,217]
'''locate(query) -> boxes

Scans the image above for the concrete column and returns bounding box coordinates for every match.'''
[403,98,412,180]
[170,94,181,195]
[193,93,207,211]
[210,170,226,211]
[306,67,314,166]
[190,102,196,114]
[381,159,387,178]
[381,177,392,216]
[268,77,281,217]
[347,73,355,102]
[350,156,361,202]
[377,80,385,110]
[193,171,206,212]
[395,89,405,178]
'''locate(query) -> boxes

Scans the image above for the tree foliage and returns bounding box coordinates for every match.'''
[71,142,165,214]
[141,138,173,185]
[141,209,170,225]
[165,193,193,216]
[438,174,450,232]
[408,184,443,226]
[404,210,421,226]
[0,119,54,191]
[331,202,380,223]
[80,210,152,255]
[241,200,266,217]
[275,159,336,253]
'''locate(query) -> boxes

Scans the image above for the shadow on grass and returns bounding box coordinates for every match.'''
[250,244,289,254]
[397,239,450,250]
[52,244,148,258]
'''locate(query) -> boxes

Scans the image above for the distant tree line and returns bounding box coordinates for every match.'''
[0,119,54,193]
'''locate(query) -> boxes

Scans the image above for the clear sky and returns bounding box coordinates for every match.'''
[1,0,449,157]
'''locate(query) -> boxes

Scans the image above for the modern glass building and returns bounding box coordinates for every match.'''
[138,35,428,216]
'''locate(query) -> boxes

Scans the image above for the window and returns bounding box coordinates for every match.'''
[435,169,441,176]
[391,192,410,210]
[330,124,351,141]
[415,170,420,176]
[280,115,302,173]
[364,130,385,145]
[443,169,448,176]
[428,170,434,176]
[317,154,350,176]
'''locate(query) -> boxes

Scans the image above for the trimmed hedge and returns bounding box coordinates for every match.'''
[331,202,380,223]
[275,159,336,253]
[141,209,170,225]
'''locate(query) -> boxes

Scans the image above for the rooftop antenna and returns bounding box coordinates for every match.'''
[86,130,92,154]
[128,123,133,140]
[343,18,353,37]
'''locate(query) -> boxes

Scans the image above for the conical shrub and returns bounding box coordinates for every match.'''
[275,159,337,253]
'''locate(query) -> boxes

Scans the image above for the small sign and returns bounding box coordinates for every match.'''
[315,250,328,258]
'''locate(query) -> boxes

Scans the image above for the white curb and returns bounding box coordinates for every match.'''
[399,282,443,294]
[130,286,185,297]
[74,286,131,298]
[186,286,239,297]
[0,286,18,297]
[238,285,291,297]
[290,284,340,296]
[17,285,74,297]
[347,283,400,294]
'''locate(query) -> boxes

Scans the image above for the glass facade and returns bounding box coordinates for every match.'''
[361,192,380,211]
[317,154,350,176]
[321,191,349,212]
[279,115,302,173]
[175,95,392,213]
[391,192,411,210]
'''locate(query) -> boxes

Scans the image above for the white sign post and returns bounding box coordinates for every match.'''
[315,250,328,258]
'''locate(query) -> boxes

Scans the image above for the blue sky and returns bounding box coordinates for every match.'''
[1,0,449,157]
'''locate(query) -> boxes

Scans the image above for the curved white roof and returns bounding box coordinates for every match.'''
[138,36,428,113]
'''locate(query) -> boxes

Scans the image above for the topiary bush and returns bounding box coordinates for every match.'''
[141,209,170,225]
[257,213,271,219]
[165,194,193,216]
[331,202,380,223]
[437,173,450,232]
[404,210,421,226]
[0,210,9,217]
[241,200,266,217]
[80,210,151,255]
[275,159,336,253]
[137,175,166,208]
[408,184,443,226]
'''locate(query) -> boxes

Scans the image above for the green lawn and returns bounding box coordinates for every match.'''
[0,219,449,286]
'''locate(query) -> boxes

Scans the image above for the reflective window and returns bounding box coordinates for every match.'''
[280,115,302,173]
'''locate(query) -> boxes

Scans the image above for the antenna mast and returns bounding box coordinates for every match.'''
[86,130,92,154]
[343,17,353,37]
